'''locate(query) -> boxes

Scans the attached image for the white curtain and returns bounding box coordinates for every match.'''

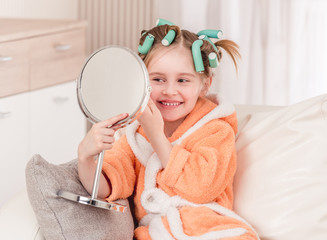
[207,0,327,105]
[158,0,327,105]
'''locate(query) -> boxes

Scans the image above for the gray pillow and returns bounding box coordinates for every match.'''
[25,154,134,240]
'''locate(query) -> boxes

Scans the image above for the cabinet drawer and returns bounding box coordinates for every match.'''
[29,29,86,90]
[0,92,29,206]
[0,40,29,97]
[30,81,86,163]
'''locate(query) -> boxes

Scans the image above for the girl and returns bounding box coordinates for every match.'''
[78,19,258,239]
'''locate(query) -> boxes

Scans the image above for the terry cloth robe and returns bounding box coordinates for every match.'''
[102,94,259,240]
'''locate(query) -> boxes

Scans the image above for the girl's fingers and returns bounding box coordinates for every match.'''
[94,143,113,152]
[102,143,114,150]
[98,113,129,128]
[102,136,115,144]
[84,113,129,157]
[147,99,155,113]
[148,99,160,115]
[101,127,115,137]
[94,139,114,152]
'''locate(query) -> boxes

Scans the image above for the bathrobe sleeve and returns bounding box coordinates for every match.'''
[102,135,136,202]
[157,119,237,204]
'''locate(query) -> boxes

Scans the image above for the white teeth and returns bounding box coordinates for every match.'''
[161,102,179,106]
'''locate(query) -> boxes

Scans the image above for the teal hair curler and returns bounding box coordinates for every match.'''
[138,34,155,54]
[197,29,223,39]
[198,35,218,52]
[208,52,219,68]
[162,29,176,46]
[156,18,175,26]
[192,40,204,72]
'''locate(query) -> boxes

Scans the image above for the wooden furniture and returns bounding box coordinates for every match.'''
[0,18,87,97]
[0,18,87,206]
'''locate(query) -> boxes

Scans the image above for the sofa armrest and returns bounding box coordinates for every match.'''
[235,104,283,123]
[0,189,44,240]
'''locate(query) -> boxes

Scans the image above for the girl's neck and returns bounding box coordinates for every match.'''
[164,117,186,138]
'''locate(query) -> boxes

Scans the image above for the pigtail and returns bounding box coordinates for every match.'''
[215,39,241,72]
[193,29,241,76]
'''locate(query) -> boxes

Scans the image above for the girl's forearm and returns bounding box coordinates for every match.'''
[77,156,111,199]
[148,132,172,168]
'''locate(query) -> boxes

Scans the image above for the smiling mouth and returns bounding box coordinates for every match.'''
[159,101,182,106]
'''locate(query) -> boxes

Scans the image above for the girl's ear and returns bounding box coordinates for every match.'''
[200,76,212,96]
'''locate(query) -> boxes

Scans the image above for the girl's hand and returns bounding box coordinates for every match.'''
[138,99,164,139]
[78,113,128,162]
[138,99,172,168]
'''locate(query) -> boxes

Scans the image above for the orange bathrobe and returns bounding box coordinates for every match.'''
[103,94,258,239]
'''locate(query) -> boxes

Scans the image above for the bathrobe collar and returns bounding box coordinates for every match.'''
[125,93,236,167]
[136,93,235,142]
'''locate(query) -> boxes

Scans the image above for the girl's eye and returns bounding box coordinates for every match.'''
[178,79,188,83]
[152,78,164,82]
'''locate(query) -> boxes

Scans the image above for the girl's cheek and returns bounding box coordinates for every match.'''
[150,92,157,102]
[150,87,159,98]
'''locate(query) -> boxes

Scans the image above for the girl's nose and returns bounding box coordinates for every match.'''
[162,83,178,95]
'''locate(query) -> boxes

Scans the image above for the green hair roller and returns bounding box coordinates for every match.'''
[162,29,176,46]
[138,34,155,54]
[198,35,218,52]
[208,52,219,68]
[192,40,204,72]
[156,18,175,26]
[197,29,223,39]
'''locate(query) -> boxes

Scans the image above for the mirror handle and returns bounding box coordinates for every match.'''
[91,150,105,199]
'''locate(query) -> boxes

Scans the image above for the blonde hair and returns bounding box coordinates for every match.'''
[138,24,241,77]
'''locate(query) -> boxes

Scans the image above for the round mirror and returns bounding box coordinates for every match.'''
[58,46,150,211]
[77,45,151,126]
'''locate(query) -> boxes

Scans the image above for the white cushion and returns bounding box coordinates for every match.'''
[234,94,327,239]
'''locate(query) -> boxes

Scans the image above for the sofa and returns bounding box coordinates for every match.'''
[0,93,326,240]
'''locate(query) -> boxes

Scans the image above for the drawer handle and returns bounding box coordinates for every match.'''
[0,56,13,62]
[53,96,69,104]
[55,44,72,51]
[0,111,11,119]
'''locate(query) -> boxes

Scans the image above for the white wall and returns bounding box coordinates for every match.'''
[157,0,208,31]
[0,0,78,19]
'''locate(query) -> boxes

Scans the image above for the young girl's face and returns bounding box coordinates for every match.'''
[147,46,210,125]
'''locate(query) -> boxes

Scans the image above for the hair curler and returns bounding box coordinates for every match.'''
[197,29,223,39]
[192,40,204,72]
[198,35,218,52]
[162,30,176,46]
[208,52,219,68]
[156,18,174,26]
[138,34,155,54]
